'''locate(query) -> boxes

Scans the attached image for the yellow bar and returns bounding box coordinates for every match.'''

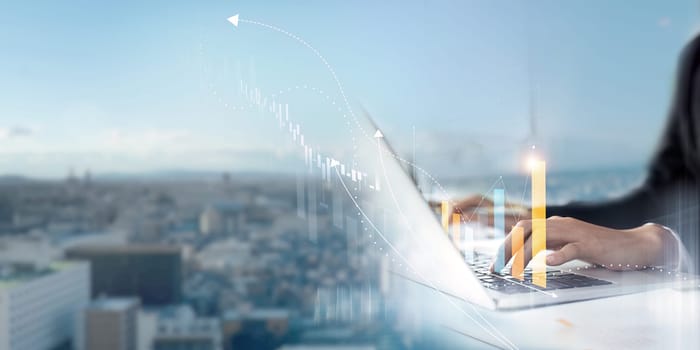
[532,161,547,287]
[441,200,449,232]
[452,213,461,248]
[511,226,525,280]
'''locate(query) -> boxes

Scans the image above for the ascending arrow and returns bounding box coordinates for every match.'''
[227,14,239,27]
[374,129,383,138]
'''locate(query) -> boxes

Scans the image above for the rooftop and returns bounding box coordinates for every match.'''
[0,261,80,290]
[89,297,140,311]
[66,244,182,255]
[223,308,291,321]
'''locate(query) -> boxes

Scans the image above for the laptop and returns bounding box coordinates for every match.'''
[356,110,699,311]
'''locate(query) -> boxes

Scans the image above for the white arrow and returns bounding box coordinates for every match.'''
[373,129,383,138]
[227,14,239,27]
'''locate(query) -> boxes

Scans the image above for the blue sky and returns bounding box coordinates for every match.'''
[0,0,697,178]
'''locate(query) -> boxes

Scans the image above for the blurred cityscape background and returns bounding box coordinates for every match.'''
[0,171,402,349]
[0,165,644,349]
[0,0,696,349]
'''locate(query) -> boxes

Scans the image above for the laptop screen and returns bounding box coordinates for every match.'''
[342,109,493,307]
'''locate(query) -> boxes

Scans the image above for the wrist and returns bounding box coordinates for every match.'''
[631,223,679,268]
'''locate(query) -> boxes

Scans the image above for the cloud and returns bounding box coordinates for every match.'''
[0,126,33,140]
[658,17,672,28]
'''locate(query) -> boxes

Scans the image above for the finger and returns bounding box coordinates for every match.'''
[504,220,532,263]
[546,242,582,266]
[490,220,533,272]
[521,218,571,269]
[499,236,534,275]
[521,236,534,269]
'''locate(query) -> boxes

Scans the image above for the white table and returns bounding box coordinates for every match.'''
[392,239,700,349]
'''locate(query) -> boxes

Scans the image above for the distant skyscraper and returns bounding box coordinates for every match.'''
[81,298,140,350]
[0,261,90,350]
[66,244,183,306]
[199,202,245,236]
[199,206,223,235]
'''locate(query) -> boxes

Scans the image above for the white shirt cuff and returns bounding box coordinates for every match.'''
[645,223,692,273]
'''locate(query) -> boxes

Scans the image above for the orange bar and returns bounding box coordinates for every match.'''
[532,160,547,287]
[511,226,525,280]
[441,200,449,233]
[452,213,461,248]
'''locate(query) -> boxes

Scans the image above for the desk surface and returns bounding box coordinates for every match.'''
[396,239,700,349]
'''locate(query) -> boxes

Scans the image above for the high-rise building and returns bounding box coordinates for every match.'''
[66,244,183,306]
[81,298,140,350]
[199,202,245,236]
[199,206,223,235]
[0,261,90,350]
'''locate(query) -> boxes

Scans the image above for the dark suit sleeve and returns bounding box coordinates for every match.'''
[548,35,700,230]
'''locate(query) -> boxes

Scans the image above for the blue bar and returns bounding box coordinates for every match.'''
[493,188,506,272]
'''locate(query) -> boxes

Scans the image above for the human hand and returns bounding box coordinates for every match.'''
[490,216,679,272]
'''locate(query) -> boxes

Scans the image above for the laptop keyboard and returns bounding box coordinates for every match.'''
[468,255,613,294]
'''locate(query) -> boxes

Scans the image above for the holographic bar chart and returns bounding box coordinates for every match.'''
[452,213,461,248]
[441,200,449,233]
[493,189,506,272]
[531,160,547,287]
[511,226,525,280]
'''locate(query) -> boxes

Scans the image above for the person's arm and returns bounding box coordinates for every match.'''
[490,216,682,273]
[549,34,700,229]
[542,35,700,272]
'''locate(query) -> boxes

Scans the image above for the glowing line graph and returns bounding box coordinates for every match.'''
[228,15,515,227]
[229,14,469,208]
[230,76,512,228]
[223,13,561,293]
[234,16,363,131]
[221,74,525,277]
[220,75,516,258]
